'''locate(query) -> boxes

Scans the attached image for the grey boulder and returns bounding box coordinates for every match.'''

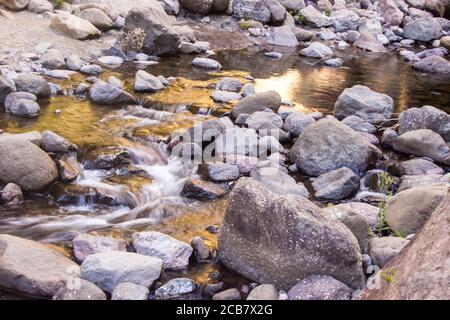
[312,167,360,201]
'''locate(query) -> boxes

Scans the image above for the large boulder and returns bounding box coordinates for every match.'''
[263,0,287,25]
[384,184,447,235]
[79,8,114,31]
[334,85,394,123]
[89,80,134,104]
[354,32,387,52]
[180,0,213,13]
[72,233,128,263]
[412,56,450,74]
[392,158,444,176]
[51,12,101,40]
[231,91,281,118]
[0,0,29,10]
[0,234,80,298]
[123,6,181,56]
[14,73,51,98]
[0,75,16,105]
[80,252,163,293]
[399,105,450,142]
[360,193,450,299]
[0,138,58,191]
[266,26,299,47]
[290,118,380,176]
[330,9,360,32]
[232,0,271,24]
[218,178,365,290]
[134,70,165,92]
[403,18,442,41]
[393,129,450,165]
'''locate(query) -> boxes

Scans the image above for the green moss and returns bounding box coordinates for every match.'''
[52,0,66,7]
[381,269,398,284]
[239,21,252,30]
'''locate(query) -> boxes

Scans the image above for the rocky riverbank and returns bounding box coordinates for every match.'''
[0,0,450,300]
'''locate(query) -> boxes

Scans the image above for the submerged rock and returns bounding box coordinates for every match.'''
[218,177,365,290]
[0,234,80,298]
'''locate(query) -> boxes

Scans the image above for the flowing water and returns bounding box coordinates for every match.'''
[0,48,450,297]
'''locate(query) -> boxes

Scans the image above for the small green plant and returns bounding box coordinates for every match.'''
[239,21,252,30]
[295,13,306,25]
[381,268,398,284]
[324,9,331,17]
[375,171,395,236]
[52,0,66,8]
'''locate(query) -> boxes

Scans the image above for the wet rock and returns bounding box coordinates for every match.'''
[403,18,442,42]
[290,118,380,176]
[355,32,387,52]
[89,80,134,104]
[300,5,332,28]
[299,42,333,58]
[80,64,103,75]
[369,237,409,267]
[324,58,343,67]
[132,231,193,270]
[412,56,450,74]
[231,91,281,118]
[312,167,360,201]
[331,9,360,32]
[294,28,314,42]
[385,184,447,235]
[124,6,181,56]
[191,236,211,262]
[97,56,123,69]
[192,57,222,69]
[198,163,240,182]
[218,177,365,290]
[250,166,309,197]
[41,130,77,154]
[1,183,23,205]
[247,284,278,300]
[342,115,377,133]
[0,234,80,298]
[0,138,58,191]
[397,174,450,191]
[155,278,197,299]
[9,99,40,118]
[134,70,165,92]
[324,202,379,232]
[66,55,84,71]
[14,73,51,98]
[266,26,299,47]
[288,275,352,300]
[334,85,394,123]
[265,51,283,59]
[217,77,242,92]
[416,47,448,60]
[51,12,101,40]
[232,0,271,24]
[178,41,207,54]
[28,0,53,14]
[381,129,398,148]
[84,147,132,170]
[80,8,114,31]
[213,288,241,300]
[41,49,66,70]
[212,90,241,103]
[53,279,106,300]
[57,155,81,183]
[73,233,128,263]
[81,252,163,294]
[393,129,450,165]
[111,282,149,300]
[1,0,29,10]
[181,178,227,200]
[0,75,16,105]
[394,158,444,176]
[204,281,224,296]
[399,106,450,142]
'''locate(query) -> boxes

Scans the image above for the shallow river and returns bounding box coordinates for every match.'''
[0,48,449,298]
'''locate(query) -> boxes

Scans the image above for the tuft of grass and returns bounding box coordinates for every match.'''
[52,0,66,7]
[239,21,252,30]
[381,269,398,284]
[375,171,395,236]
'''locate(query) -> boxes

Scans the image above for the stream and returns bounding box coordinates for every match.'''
[1,47,450,298]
